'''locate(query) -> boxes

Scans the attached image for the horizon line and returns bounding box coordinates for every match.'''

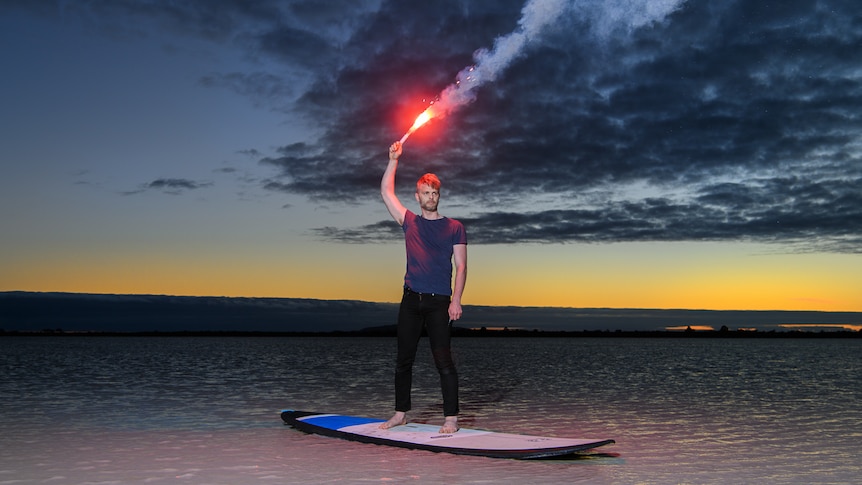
[3,290,860,315]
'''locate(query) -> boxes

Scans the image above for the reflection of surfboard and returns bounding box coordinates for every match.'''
[281,410,614,459]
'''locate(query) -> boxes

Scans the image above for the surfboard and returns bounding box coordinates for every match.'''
[281,410,614,459]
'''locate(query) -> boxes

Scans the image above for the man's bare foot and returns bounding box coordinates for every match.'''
[439,416,459,434]
[379,411,407,430]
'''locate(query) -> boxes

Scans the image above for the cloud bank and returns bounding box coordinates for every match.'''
[13,0,861,252]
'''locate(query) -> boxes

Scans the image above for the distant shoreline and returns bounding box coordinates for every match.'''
[2,328,859,338]
[3,291,861,334]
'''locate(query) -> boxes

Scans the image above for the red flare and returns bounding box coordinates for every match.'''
[400,107,435,144]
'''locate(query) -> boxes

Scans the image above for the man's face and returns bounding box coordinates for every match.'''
[415,183,440,212]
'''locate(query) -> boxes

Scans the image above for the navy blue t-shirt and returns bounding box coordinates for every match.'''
[402,210,467,296]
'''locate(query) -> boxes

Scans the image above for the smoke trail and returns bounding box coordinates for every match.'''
[421,0,686,123]
[428,0,567,120]
[571,0,687,39]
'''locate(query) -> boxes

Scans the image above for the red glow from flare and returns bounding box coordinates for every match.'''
[400,106,436,144]
[410,108,433,131]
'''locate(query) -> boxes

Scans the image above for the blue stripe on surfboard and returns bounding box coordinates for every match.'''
[299,414,385,430]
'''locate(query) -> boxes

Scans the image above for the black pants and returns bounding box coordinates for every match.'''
[394,288,459,416]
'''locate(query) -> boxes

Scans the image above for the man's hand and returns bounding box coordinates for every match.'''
[389,141,402,161]
[448,301,463,321]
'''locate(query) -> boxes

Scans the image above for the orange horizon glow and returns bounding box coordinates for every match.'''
[780,323,862,332]
[2,241,861,313]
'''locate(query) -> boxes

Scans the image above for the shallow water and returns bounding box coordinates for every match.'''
[1,336,860,484]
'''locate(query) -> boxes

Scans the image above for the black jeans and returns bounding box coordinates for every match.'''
[394,288,459,416]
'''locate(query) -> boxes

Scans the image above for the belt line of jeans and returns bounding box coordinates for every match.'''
[403,286,445,299]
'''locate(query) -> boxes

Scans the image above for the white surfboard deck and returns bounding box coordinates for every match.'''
[281,410,614,459]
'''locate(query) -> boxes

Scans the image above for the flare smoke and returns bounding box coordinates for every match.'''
[401,0,686,141]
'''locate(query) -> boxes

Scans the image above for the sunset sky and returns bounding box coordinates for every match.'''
[2,0,860,312]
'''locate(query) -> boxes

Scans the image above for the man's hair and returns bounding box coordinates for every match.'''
[416,173,441,191]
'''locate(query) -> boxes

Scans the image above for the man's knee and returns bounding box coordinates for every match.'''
[433,355,457,374]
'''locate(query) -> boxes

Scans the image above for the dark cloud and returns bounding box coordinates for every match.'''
[275,0,862,253]
[11,0,860,252]
[123,178,213,195]
[320,174,862,252]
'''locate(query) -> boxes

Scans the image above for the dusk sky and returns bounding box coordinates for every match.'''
[2,0,861,313]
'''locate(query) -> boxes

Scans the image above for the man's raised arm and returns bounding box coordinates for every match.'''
[381,141,408,225]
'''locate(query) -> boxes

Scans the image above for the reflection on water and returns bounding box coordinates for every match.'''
[1,336,860,484]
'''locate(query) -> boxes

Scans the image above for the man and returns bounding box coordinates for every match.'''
[379,140,467,434]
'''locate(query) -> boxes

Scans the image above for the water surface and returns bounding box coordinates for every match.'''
[1,336,859,484]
